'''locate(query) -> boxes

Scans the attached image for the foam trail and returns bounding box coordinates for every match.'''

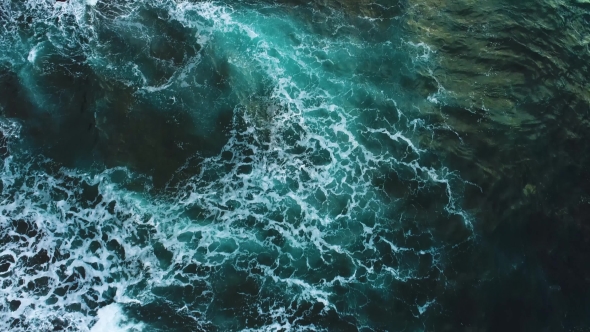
[0,1,474,331]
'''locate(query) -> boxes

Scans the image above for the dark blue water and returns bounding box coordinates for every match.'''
[1,0,589,331]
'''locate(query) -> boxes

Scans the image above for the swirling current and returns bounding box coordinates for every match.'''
[1,0,590,331]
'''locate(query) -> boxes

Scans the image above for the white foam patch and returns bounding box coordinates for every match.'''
[416,299,436,315]
[90,304,144,332]
[27,44,40,64]
[0,1,473,330]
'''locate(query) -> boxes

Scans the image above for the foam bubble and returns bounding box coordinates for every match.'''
[90,304,144,332]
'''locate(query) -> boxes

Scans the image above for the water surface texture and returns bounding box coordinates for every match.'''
[1,0,589,331]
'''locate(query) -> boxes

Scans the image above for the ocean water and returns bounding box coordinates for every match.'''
[1,0,589,331]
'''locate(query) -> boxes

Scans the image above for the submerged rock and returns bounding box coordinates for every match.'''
[0,0,239,187]
[401,0,590,329]
[402,0,590,226]
[93,80,233,188]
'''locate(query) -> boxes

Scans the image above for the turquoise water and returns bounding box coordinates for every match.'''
[1,0,589,331]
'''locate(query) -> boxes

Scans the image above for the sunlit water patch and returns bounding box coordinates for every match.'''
[0,1,474,331]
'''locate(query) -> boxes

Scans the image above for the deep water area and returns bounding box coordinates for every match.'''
[1,0,590,331]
